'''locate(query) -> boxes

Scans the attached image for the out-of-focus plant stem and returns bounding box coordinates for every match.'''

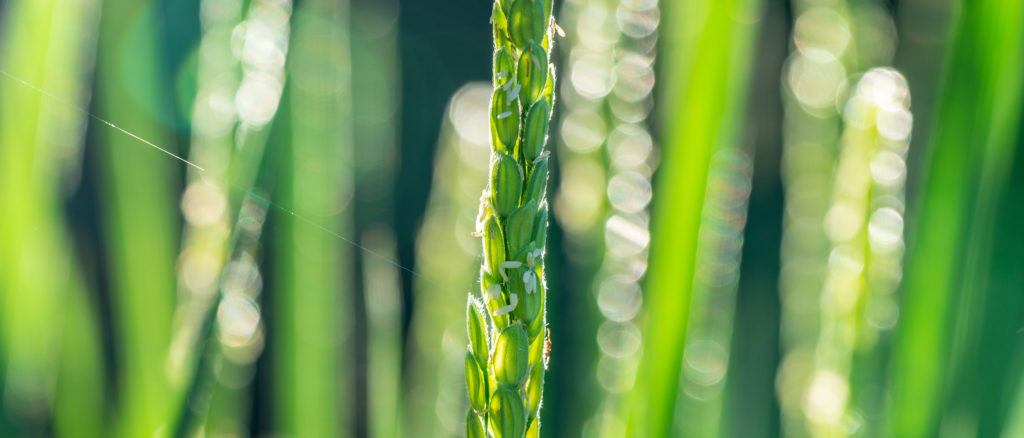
[626,0,760,436]
[887,1,1024,436]
[553,0,660,435]
[404,83,492,437]
[93,1,181,436]
[168,0,291,435]
[274,0,354,435]
[351,0,403,435]
[0,0,104,436]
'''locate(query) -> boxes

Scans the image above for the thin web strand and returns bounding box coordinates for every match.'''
[0,69,206,172]
[226,182,424,281]
[0,67,430,284]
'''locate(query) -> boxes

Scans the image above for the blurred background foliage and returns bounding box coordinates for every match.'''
[0,0,1023,437]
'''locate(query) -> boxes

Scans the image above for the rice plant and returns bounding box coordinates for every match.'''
[0,1,1023,437]
[464,0,556,436]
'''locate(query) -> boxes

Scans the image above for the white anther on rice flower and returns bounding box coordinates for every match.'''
[507,83,522,102]
[486,283,503,302]
[527,248,543,268]
[494,293,519,316]
[522,387,531,417]
[475,217,486,235]
[523,270,537,294]
[468,0,555,429]
[514,158,526,181]
[499,261,523,282]
[476,190,491,225]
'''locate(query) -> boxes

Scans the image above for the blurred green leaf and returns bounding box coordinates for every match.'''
[886,1,1024,437]
[272,0,354,436]
[92,1,181,436]
[0,0,105,436]
[626,0,761,436]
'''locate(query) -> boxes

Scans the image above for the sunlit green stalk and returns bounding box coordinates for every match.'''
[624,0,760,436]
[548,1,618,434]
[0,0,103,436]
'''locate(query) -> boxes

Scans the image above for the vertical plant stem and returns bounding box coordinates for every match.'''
[718,3,788,436]
[814,68,911,438]
[362,228,404,438]
[274,0,353,435]
[169,0,291,434]
[0,0,104,435]
[968,123,1024,437]
[93,0,180,435]
[677,149,754,438]
[553,0,660,435]
[625,0,760,435]
[199,194,271,437]
[886,1,1024,436]
[350,2,402,435]
[547,1,613,435]
[775,3,901,436]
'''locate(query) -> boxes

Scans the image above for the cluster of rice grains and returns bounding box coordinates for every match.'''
[465,0,556,436]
